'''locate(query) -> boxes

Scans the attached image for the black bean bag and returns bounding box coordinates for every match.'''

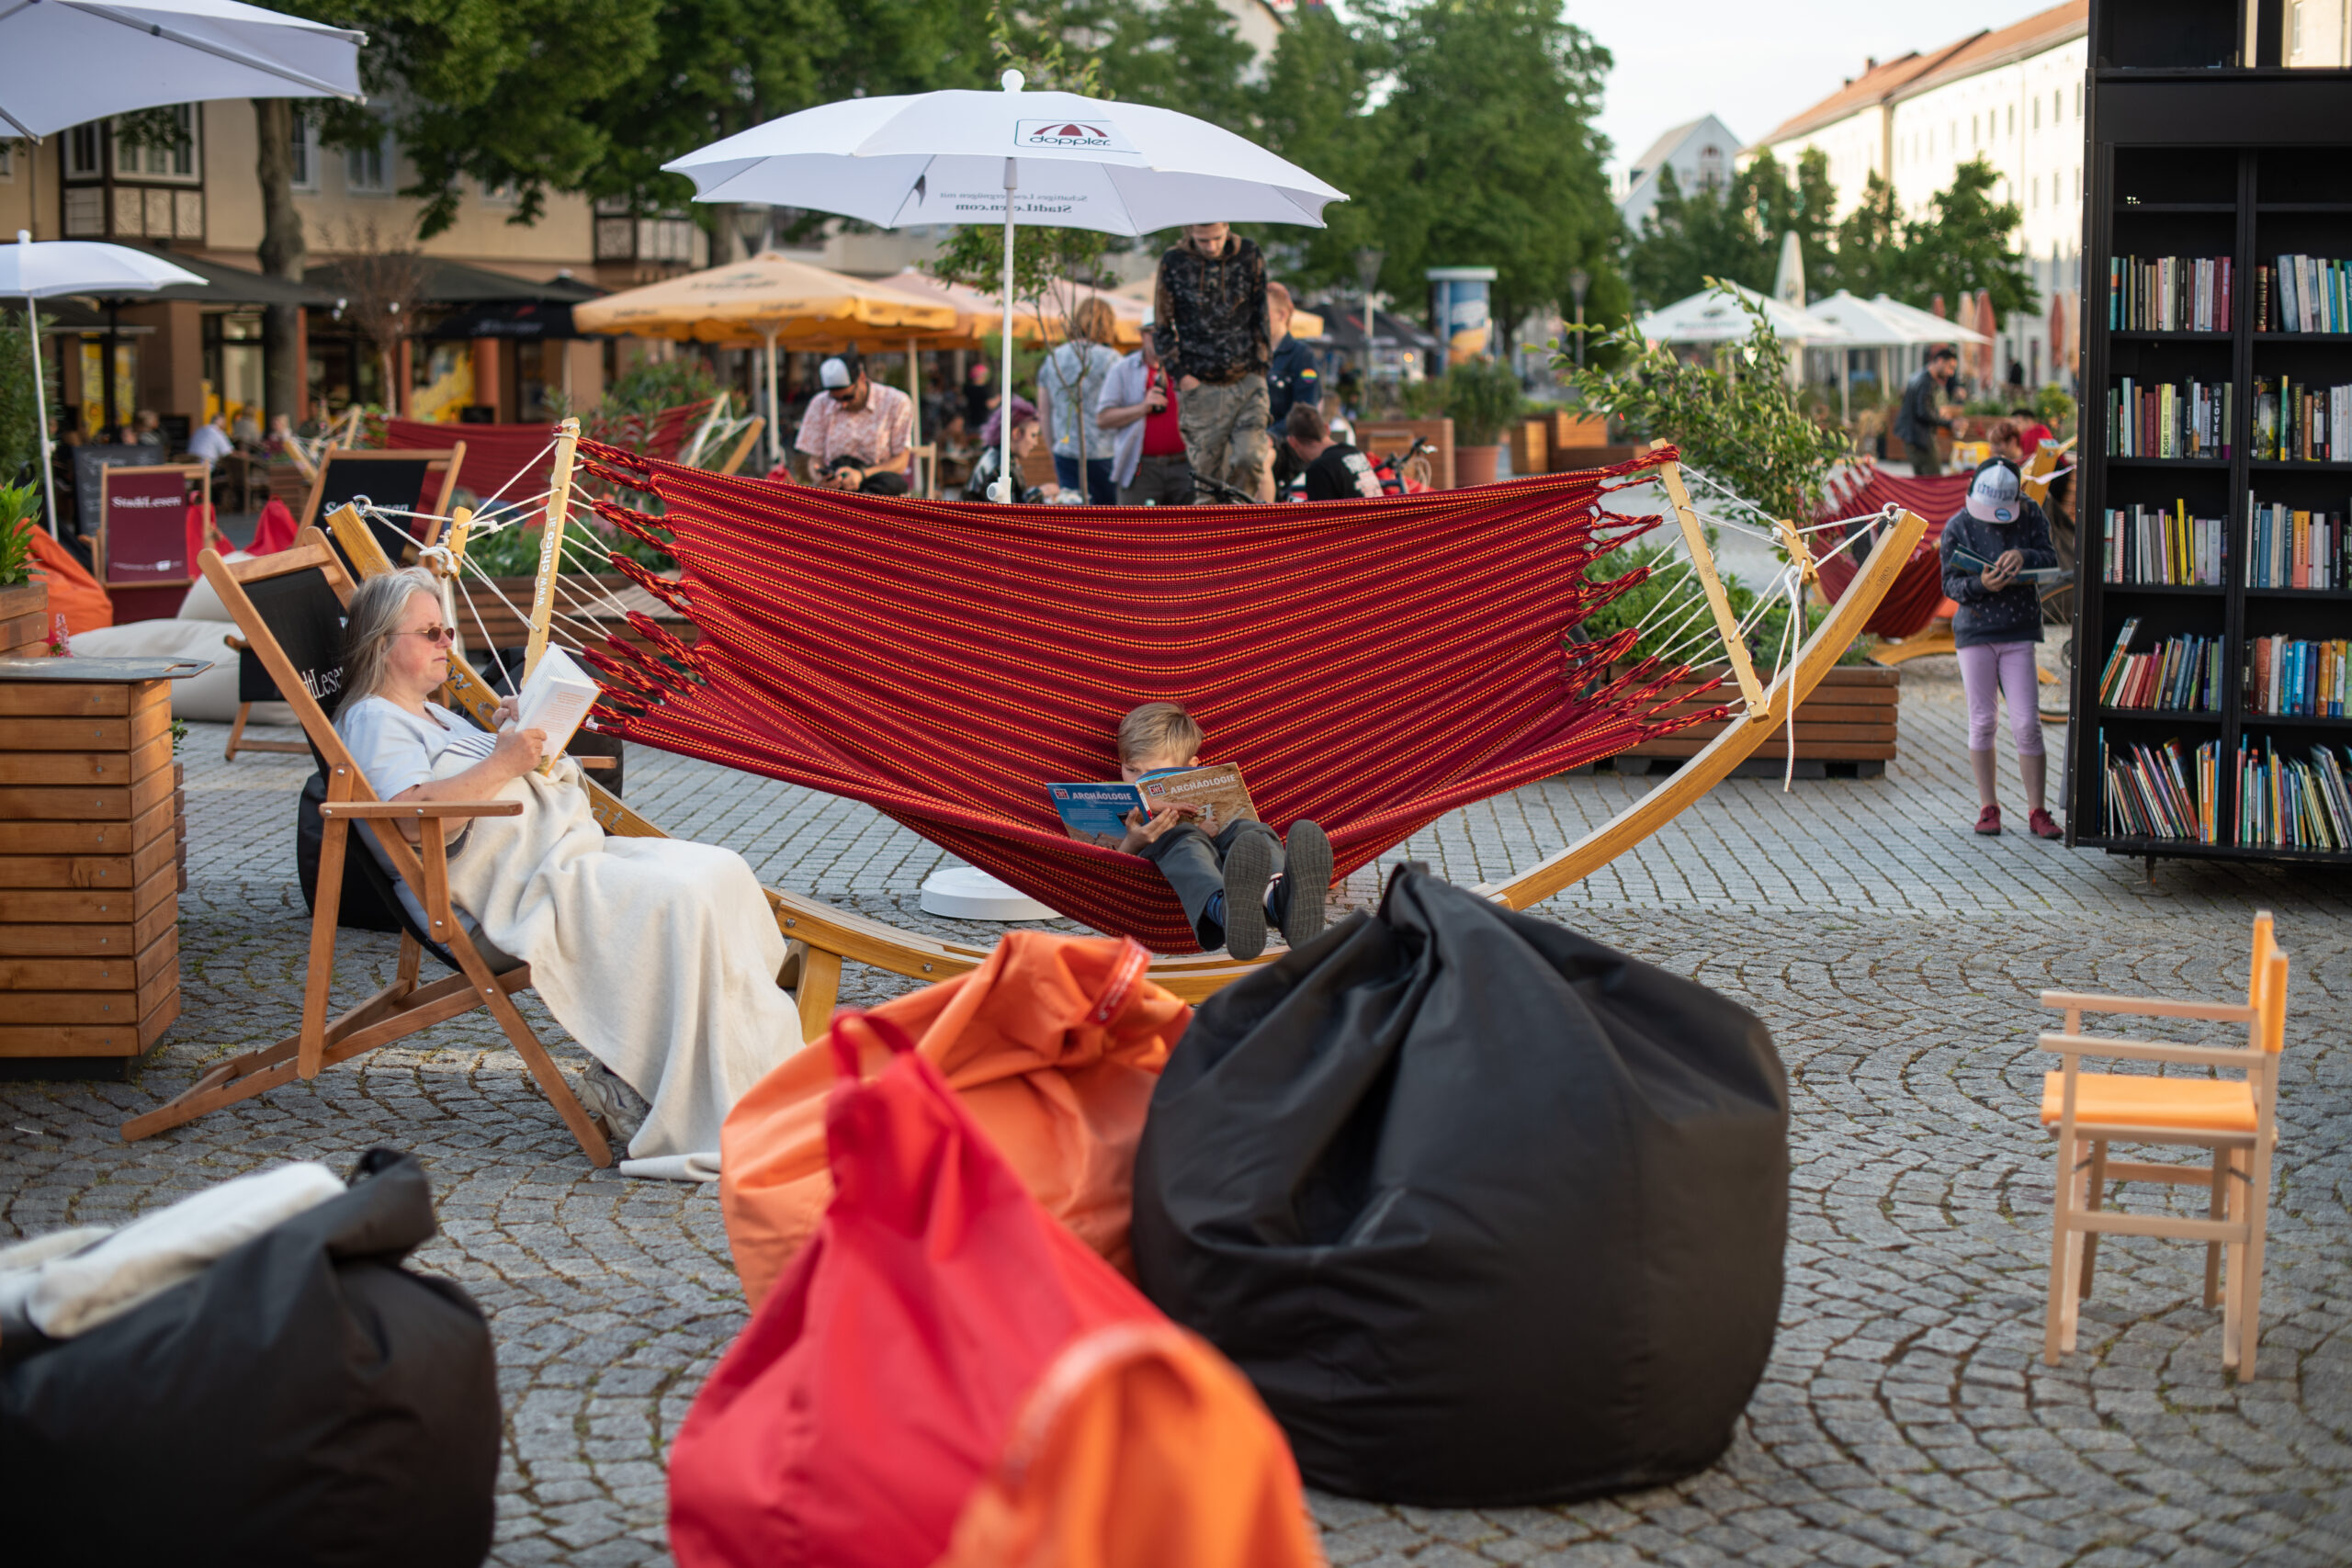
[1,1149,500,1568]
[1131,865,1789,1506]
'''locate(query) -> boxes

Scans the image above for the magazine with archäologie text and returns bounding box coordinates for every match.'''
[1044,763,1259,847]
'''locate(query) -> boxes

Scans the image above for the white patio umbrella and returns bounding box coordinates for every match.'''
[1807,290,1995,423]
[662,68,1346,501]
[1634,280,1851,346]
[0,0,365,141]
[4,234,209,535]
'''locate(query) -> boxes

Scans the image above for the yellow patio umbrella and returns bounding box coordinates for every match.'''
[573,253,957,466]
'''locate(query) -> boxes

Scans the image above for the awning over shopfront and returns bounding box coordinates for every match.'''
[305,256,605,308]
[419,299,582,340]
[96,246,339,308]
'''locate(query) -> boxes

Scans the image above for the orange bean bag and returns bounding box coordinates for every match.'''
[28,526,111,637]
[933,1321,1326,1568]
[720,931,1189,1310]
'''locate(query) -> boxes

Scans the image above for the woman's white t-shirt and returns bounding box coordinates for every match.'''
[1043,340,1122,462]
[334,695,498,936]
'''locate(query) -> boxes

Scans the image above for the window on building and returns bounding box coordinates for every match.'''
[65,123,103,178]
[2073,166,2080,200]
[346,126,392,195]
[0,142,11,181]
[2033,97,2041,130]
[115,105,198,180]
[289,115,319,190]
[2054,90,2063,123]
[2074,82,2082,118]
[1971,114,1979,147]
[481,177,517,205]
[2032,175,2041,208]
[2007,105,2014,136]
[2292,1,2305,53]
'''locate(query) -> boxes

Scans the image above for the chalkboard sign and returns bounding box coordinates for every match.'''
[72,445,154,540]
[98,463,206,588]
[305,451,446,570]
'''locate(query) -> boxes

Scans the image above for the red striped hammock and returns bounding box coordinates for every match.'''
[570,441,1722,953]
[381,400,718,501]
[1809,468,1971,638]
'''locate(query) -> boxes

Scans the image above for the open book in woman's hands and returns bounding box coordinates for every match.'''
[1045,763,1259,848]
[514,647,600,763]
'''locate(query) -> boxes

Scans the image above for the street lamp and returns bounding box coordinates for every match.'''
[1567,266,1591,369]
[735,203,772,259]
[1353,247,1384,392]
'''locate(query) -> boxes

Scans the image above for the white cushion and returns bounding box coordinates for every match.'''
[69,618,297,728]
[173,551,251,623]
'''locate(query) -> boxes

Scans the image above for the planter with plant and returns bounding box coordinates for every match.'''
[1441,357,1524,486]
[1,481,49,657]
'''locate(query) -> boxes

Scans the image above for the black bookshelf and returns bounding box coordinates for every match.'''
[2071,2,2352,867]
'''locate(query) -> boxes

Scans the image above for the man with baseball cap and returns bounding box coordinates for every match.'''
[1894,345,1960,475]
[1939,459,2064,839]
[793,347,914,494]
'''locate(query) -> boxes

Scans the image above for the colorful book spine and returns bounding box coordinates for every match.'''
[2107,378,2232,459]
[2243,499,2347,589]
[2100,502,2224,584]
[2235,739,2352,851]
[2243,636,2350,716]
[2100,631,2222,712]
[2110,254,2233,332]
[2101,732,2222,843]
[2257,255,2352,333]
[2252,378,2352,462]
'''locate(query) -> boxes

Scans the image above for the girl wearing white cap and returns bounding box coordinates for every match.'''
[1939,460,2062,839]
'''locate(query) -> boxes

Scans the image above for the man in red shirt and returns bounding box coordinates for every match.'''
[1097,322,1193,505]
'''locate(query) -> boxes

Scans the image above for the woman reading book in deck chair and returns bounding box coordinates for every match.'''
[334,568,803,1179]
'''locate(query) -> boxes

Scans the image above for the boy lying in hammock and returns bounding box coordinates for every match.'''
[1114,702,1331,961]
[332,568,803,1179]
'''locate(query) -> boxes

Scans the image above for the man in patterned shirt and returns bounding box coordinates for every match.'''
[1152,220,1272,502]
[794,348,914,494]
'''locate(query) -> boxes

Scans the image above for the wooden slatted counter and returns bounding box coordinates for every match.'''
[1619,665,1901,778]
[0,657,209,1077]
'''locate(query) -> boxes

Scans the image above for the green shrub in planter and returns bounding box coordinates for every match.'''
[1442,357,1524,447]
[0,481,40,588]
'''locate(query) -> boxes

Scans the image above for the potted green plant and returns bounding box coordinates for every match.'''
[0,482,47,657]
[1441,357,1523,486]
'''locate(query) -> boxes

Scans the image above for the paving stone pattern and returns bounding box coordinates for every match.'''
[5,659,2348,1566]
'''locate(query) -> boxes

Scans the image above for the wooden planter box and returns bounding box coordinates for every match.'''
[455,573,698,660]
[0,671,184,1077]
[0,581,47,658]
[1617,664,1901,779]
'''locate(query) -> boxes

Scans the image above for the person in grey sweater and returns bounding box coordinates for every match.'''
[1939,461,2061,839]
[1894,347,1958,475]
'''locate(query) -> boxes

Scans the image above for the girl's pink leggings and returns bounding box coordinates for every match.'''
[1957,640,2044,755]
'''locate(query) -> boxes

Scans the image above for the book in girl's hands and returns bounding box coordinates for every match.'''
[514,646,599,761]
[1951,547,2072,585]
[1046,763,1260,849]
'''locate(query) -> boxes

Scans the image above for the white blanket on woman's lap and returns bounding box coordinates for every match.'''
[431,751,802,1169]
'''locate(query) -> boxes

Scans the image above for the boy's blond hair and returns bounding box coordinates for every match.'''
[1117,701,1203,767]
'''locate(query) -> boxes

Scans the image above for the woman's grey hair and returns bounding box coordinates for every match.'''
[341,567,440,707]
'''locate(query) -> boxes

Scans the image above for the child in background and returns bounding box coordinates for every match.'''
[1939,463,2063,839]
[1114,702,1331,960]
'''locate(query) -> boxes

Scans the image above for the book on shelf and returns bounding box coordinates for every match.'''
[2244,498,2347,588]
[2244,635,2349,717]
[2101,731,2221,844]
[2109,254,2233,333]
[2102,500,2224,584]
[2235,739,2352,852]
[2098,620,2222,711]
[2252,378,2351,463]
[2106,377,2232,459]
[2255,254,2349,334]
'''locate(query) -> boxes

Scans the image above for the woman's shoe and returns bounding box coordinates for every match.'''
[1973,804,2002,836]
[2028,807,2063,840]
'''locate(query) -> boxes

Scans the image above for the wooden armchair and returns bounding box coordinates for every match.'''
[122,529,614,1166]
[2038,911,2290,1375]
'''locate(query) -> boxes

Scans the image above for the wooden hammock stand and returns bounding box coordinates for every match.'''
[333,423,1927,1037]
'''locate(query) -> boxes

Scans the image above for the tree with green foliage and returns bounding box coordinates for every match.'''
[1900,157,2036,326]
[1248,6,1388,289]
[1359,0,1625,355]
[0,310,39,491]
[1562,284,1848,521]
[1827,171,1911,300]
[1625,147,1838,311]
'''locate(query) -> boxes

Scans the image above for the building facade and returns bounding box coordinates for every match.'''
[1751,2,2089,388]
[1616,116,1743,234]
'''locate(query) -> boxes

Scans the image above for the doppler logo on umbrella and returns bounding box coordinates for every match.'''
[1017,118,1137,154]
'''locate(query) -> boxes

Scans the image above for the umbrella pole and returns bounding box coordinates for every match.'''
[994,157,1017,503]
[907,336,920,449]
[19,243,57,536]
[763,327,780,470]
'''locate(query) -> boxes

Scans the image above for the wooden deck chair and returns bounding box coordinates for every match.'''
[300,446,467,569]
[716,417,766,478]
[121,528,616,1167]
[2038,911,2290,1375]
[220,632,310,760]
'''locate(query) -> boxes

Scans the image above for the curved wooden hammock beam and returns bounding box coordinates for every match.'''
[334,434,1928,1032]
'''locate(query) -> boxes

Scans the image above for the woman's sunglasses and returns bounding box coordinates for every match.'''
[402,625,457,646]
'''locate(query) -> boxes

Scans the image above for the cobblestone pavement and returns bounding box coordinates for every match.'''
[5,659,2348,1566]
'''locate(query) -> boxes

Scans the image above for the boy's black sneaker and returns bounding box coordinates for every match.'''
[1221,828,1276,960]
[1276,819,1331,949]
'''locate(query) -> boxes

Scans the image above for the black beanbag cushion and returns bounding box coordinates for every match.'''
[1132,865,1789,1506]
[2,1149,500,1568]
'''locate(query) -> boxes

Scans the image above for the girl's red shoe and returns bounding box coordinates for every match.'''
[1973,805,2002,836]
[2029,808,2063,840]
